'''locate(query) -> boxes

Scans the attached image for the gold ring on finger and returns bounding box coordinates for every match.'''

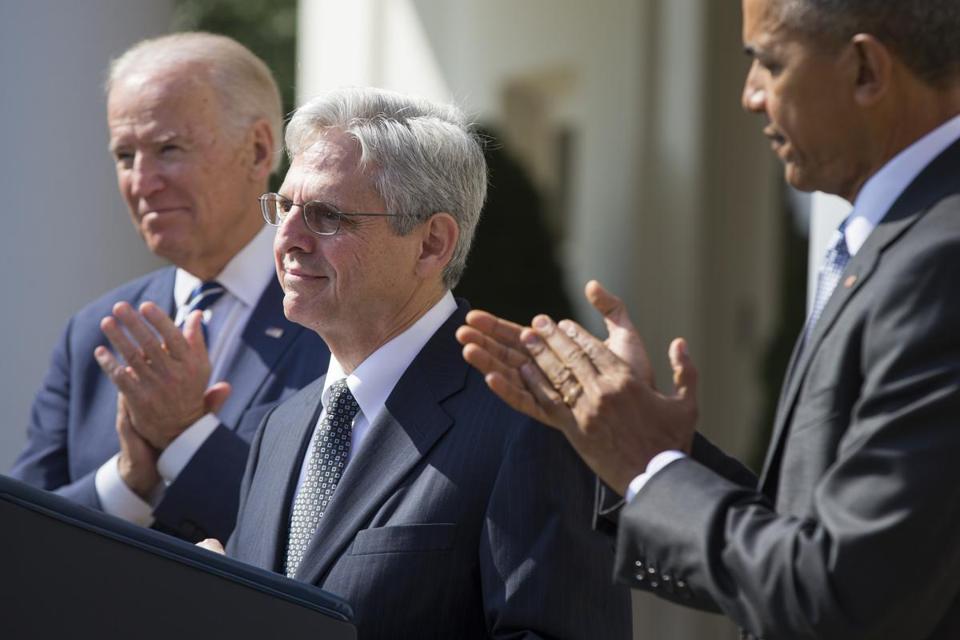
[562,383,583,408]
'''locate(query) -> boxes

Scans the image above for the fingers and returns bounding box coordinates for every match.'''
[669,338,698,403]
[140,302,190,361]
[111,302,167,365]
[196,538,225,555]
[584,280,653,382]
[555,318,624,372]
[464,310,526,350]
[203,382,232,414]
[527,316,599,394]
[99,314,152,377]
[585,280,636,333]
[457,324,529,371]
[181,311,208,353]
[95,344,141,396]
[482,370,554,428]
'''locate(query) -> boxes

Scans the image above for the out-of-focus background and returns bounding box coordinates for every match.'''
[0,1,850,637]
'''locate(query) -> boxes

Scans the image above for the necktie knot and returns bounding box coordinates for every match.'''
[179,281,225,346]
[183,281,226,317]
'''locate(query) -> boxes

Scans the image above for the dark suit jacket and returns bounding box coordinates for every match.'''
[228,303,632,639]
[612,138,960,639]
[10,267,329,542]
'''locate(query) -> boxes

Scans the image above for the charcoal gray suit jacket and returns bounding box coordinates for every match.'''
[612,138,960,639]
[228,303,632,639]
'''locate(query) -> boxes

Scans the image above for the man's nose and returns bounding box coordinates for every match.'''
[741,63,766,113]
[275,202,313,253]
[129,154,164,198]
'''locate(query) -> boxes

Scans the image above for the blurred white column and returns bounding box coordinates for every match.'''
[0,0,171,471]
[297,0,451,104]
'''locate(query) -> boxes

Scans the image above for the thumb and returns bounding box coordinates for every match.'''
[204,381,232,414]
[669,338,698,405]
[586,279,652,382]
[585,280,637,335]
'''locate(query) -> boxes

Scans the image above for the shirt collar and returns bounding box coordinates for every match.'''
[321,291,458,421]
[174,225,275,309]
[845,113,960,255]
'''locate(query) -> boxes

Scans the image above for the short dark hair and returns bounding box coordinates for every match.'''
[777,0,960,86]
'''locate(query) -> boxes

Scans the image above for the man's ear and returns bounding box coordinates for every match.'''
[248,118,275,180]
[416,212,459,279]
[850,33,893,106]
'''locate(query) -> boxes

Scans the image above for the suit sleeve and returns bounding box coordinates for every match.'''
[8,318,101,509]
[614,236,960,639]
[481,419,633,639]
[225,403,274,555]
[153,400,283,542]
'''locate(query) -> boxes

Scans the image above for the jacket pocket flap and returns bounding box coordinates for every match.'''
[350,523,457,555]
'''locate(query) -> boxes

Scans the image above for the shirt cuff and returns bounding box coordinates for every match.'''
[157,413,220,483]
[94,453,156,526]
[624,450,687,503]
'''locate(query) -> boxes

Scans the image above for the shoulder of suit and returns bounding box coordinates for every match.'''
[68,266,176,325]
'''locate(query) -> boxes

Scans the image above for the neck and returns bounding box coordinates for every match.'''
[850,79,960,201]
[181,220,263,281]
[326,285,448,373]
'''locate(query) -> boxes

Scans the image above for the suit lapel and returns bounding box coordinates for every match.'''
[295,305,470,584]
[216,278,308,429]
[759,137,960,493]
[144,268,177,316]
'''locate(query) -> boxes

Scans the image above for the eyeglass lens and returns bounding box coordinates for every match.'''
[262,194,340,235]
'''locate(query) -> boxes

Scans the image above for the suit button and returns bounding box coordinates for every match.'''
[634,573,645,582]
[650,580,659,588]
[647,566,657,575]
[635,560,644,568]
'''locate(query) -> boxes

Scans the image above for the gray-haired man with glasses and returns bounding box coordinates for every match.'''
[198,86,632,639]
[10,32,329,543]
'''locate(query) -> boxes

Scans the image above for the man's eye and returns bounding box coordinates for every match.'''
[160,144,182,154]
[114,152,133,166]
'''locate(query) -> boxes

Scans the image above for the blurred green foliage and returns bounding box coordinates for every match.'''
[172,0,297,190]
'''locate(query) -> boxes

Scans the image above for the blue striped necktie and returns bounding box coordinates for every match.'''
[179,281,226,347]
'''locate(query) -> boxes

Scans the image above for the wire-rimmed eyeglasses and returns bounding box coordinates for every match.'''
[259,192,398,236]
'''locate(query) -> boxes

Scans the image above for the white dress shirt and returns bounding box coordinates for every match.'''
[626,113,960,504]
[291,291,457,503]
[95,225,276,524]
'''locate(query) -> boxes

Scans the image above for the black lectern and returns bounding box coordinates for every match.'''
[0,474,355,639]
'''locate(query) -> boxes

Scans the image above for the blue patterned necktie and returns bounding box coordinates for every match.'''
[284,379,360,578]
[803,222,850,343]
[179,281,226,347]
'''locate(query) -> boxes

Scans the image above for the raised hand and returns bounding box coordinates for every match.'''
[115,393,162,499]
[458,280,699,494]
[95,301,232,450]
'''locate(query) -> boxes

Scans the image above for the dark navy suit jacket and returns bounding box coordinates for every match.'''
[10,266,329,542]
[228,302,632,639]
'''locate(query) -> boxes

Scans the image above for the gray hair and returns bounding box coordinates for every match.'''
[107,32,283,171]
[286,87,488,289]
[775,0,960,87]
